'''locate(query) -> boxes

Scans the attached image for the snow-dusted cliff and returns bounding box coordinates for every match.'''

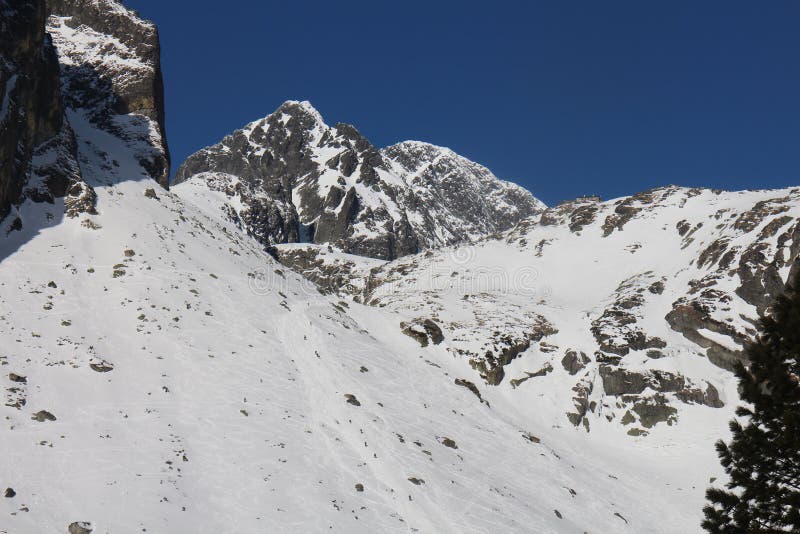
[0,0,169,237]
[174,101,544,260]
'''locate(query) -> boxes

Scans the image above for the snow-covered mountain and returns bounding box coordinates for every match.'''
[174,101,544,260]
[1,1,799,533]
[275,186,799,436]
[2,169,740,534]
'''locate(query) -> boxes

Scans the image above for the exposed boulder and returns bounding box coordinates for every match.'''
[32,410,57,422]
[629,394,678,428]
[401,319,444,348]
[561,350,590,375]
[68,522,93,534]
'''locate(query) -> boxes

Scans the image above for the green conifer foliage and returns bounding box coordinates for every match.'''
[703,272,800,532]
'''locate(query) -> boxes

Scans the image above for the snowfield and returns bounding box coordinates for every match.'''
[0,174,748,533]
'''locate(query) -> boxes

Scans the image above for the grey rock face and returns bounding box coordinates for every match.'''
[0,0,170,228]
[591,274,668,357]
[382,140,544,243]
[561,350,590,375]
[0,1,74,221]
[46,0,170,189]
[174,101,544,260]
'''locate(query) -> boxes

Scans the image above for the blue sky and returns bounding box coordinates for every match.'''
[126,0,799,205]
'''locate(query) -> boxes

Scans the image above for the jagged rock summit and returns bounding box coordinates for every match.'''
[174,100,544,260]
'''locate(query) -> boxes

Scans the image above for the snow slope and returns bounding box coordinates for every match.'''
[240,187,800,463]
[279,187,800,436]
[0,177,739,534]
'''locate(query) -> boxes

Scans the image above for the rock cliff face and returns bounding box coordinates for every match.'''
[0,0,169,230]
[0,1,75,222]
[47,0,170,188]
[174,101,544,260]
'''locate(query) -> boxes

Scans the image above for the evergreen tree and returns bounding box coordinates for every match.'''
[702,271,800,532]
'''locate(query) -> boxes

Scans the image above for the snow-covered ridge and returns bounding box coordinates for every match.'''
[265,185,800,437]
[173,100,545,260]
[3,1,799,531]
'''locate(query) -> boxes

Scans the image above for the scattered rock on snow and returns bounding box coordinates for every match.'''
[344,394,361,406]
[522,433,541,444]
[89,362,114,373]
[440,437,458,449]
[31,410,56,422]
[454,378,488,406]
[68,522,94,534]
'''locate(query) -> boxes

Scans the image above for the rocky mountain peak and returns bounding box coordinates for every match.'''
[174,101,545,260]
[2,3,799,531]
[274,99,326,127]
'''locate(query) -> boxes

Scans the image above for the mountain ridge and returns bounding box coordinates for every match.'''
[174,100,545,260]
[1,1,799,533]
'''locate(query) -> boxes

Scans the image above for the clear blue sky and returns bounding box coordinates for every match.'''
[126,0,799,205]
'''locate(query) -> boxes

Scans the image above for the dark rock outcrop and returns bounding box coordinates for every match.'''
[0,0,170,228]
[561,350,590,375]
[591,274,667,356]
[401,319,444,348]
[68,522,93,534]
[465,320,558,386]
[0,1,73,221]
[665,297,749,371]
[47,0,170,188]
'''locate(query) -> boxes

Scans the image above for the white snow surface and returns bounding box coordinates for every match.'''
[5,176,794,532]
